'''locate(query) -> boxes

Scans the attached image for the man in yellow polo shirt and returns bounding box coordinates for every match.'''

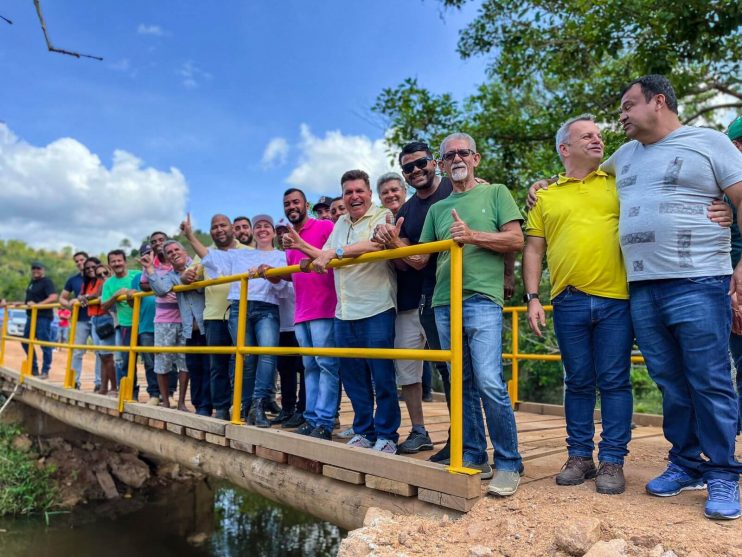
[523,114,633,495]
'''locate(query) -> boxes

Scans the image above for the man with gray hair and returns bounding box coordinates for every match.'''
[523,114,633,494]
[405,132,525,496]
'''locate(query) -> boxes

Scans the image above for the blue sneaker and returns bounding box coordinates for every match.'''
[646,462,705,496]
[704,479,741,520]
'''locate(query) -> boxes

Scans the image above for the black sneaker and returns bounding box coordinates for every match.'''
[397,431,434,454]
[555,456,597,486]
[270,408,295,425]
[282,411,306,429]
[295,422,314,436]
[309,425,333,440]
[264,400,282,415]
[596,462,626,495]
[428,440,450,463]
[422,392,434,402]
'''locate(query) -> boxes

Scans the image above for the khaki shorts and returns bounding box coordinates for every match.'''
[394,309,426,386]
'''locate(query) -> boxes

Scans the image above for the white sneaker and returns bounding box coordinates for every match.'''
[147,396,160,406]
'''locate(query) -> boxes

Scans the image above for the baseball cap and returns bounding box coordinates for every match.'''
[252,214,274,228]
[30,261,44,269]
[139,242,152,255]
[275,218,290,230]
[314,196,333,209]
[727,115,742,142]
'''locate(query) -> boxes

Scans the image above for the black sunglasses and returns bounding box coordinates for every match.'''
[441,149,475,162]
[401,156,433,174]
[96,271,109,278]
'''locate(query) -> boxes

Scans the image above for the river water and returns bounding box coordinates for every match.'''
[0,481,345,557]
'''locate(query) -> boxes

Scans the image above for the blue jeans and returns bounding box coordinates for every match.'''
[630,276,742,481]
[435,295,522,471]
[728,332,742,434]
[295,318,340,429]
[138,332,157,397]
[186,330,212,415]
[552,289,634,465]
[334,308,400,443]
[71,319,101,386]
[205,319,233,412]
[228,301,280,409]
[22,316,53,376]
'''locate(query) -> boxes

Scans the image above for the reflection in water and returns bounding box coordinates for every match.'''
[0,480,344,557]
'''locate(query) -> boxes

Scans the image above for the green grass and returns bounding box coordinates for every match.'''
[0,423,58,516]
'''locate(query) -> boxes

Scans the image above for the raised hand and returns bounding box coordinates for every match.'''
[180,212,193,237]
[282,226,305,250]
[372,214,404,245]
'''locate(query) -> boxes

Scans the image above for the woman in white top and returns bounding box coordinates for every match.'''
[181,214,287,427]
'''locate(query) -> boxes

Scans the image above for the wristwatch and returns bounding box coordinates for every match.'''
[335,247,345,260]
[523,292,539,304]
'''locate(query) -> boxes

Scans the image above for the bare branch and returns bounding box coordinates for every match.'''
[0,15,12,25]
[711,81,742,101]
[33,0,103,61]
[683,102,742,124]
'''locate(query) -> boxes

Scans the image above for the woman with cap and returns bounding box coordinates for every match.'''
[180,213,288,426]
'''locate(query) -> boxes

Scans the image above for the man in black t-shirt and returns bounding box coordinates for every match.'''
[23,262,58,378]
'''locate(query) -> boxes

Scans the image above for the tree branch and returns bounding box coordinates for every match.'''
[683,102,742,124]
[33,0,102,61]
[711,82,742,101]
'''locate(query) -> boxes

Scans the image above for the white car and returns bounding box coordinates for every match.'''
[7,309,28,337]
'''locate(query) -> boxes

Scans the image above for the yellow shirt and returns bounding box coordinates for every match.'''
[525,170,628,300]
[194,240,252,320]
[323,204,397,320]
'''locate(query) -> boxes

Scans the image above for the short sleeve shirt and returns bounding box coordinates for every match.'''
[601,126,742,281]
[63,273,88,322]
[25,277,56,319]
[419,183,523,307]
[101,271,139,327]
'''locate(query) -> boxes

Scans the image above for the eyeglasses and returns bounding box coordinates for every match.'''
[401,156,433,174]
[96,271,109,279]
[441,149,475,162]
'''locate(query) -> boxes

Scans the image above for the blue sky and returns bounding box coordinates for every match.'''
[0,1,487,251]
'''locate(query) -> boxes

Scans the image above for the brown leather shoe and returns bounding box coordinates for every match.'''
[555,456,597,486]
[596,462,625,495]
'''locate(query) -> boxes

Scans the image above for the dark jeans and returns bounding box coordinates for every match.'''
[22,316,53,376]
[334,308,400,443]
[420,294,450,405]
[630,276,742,481]
[552,289,634,465]
[205,319,233,412]
[186,330,212,415]
[277,331,305,413]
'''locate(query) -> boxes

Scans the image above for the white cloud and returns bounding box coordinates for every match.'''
[137,24,166,37]
[0,124,189,253]
[261,137,289,168]
[286,124,398,197]
[177,60,212,89]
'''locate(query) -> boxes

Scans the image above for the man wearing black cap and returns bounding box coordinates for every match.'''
[312,196,333,221]
[23,262,58,378]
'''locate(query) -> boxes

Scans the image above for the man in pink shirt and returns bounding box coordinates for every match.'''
[281,188,340,440]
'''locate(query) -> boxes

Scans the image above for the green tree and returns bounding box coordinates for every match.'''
[374,0,742,193]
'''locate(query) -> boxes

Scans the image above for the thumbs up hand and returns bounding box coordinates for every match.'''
[372,213,404,246]
[450,209,473,245]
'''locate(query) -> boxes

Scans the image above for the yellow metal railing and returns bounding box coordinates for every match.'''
[0,242,647,477]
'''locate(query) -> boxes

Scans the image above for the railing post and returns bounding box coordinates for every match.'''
[0,305,8,367]
[63,303,80,389]
[231,277,249,424]
[509,309,520,406]
[24,306,39,378]
[124,295,141,403]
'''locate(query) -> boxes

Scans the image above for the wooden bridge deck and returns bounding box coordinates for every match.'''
[0,343,665,516]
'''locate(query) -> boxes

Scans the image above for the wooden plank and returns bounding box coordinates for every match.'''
[366,474,417,497]
[205,432,228,447]
[229,439,254,454]
[122,402,226,435]
[225,424,480,499]
[185,428,206,441]
[323,465,365,485]
[133,415,149,425]
[122,414,135,422]
[148,418,166,430]
[256,446,288,464]
[107,408,119,417]
[166,422,185,435]
[418,488,479,512]
[288,454,323,474]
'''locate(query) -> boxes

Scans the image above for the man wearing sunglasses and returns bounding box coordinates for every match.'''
[400,133,525,496]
